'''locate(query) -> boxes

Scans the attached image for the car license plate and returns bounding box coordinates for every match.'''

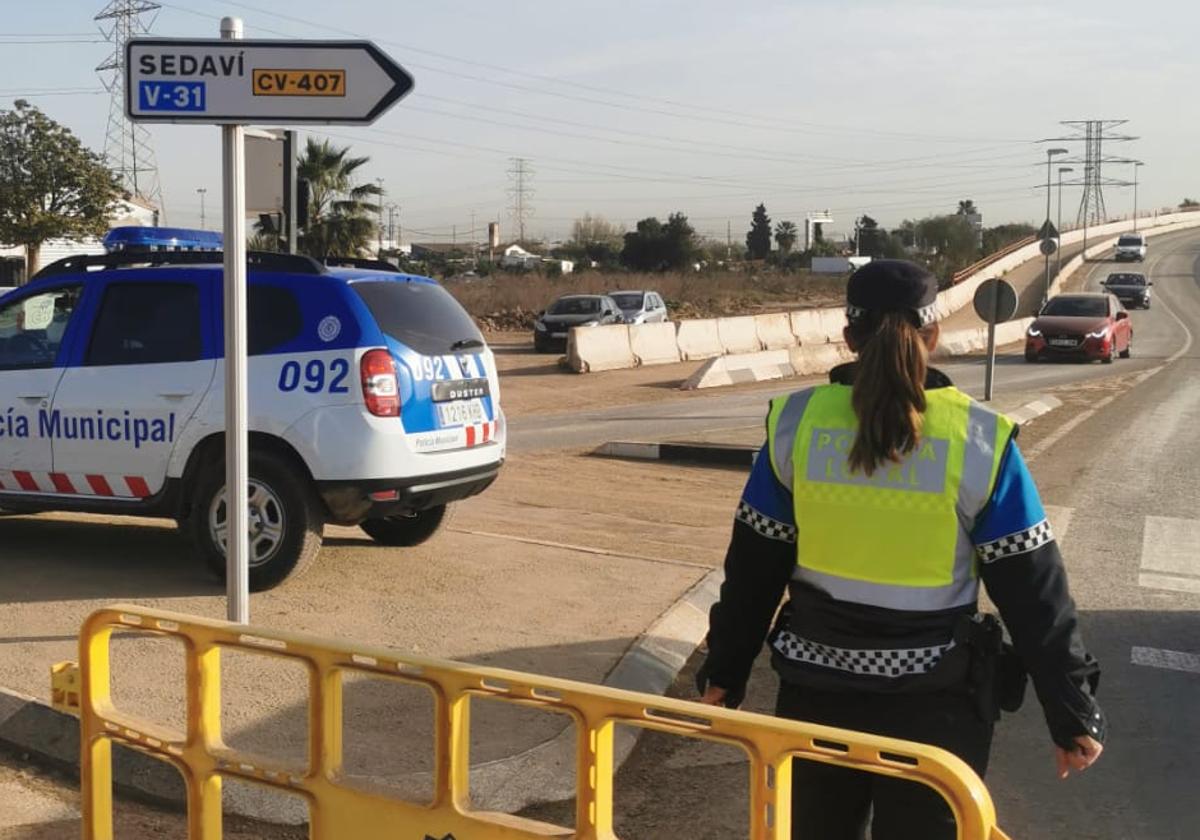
[437,400,485,427]
[1049,338,1077,347]
[550,332,567,339]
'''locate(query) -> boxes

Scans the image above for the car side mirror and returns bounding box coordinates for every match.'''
[1149,281,1155,286]
[1116,311,1129,321]
[604,309,614,317]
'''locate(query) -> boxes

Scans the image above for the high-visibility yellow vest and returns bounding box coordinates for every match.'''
[766,384,1014,612]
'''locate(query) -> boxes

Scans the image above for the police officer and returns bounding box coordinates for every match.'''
[697,260,1105,839]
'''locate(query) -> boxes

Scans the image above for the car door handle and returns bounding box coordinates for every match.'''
[158,390,194,399]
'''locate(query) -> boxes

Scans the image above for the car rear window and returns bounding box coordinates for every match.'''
[352,279,483,355]
[549,297,601,315]
[1042,297,1107,317]
[1118,236,1144,246]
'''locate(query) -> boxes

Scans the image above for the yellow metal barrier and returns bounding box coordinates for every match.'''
[66,604,1012,839]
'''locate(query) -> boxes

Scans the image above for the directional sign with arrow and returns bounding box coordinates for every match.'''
[126,39,413,124]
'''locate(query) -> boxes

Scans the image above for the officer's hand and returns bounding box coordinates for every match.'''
[1054,735,1103,779]
[699,685,727,706]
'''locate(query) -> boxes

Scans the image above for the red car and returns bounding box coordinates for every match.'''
[1025,293,1132,363]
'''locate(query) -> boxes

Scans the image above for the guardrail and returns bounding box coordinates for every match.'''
[950,235,1037,286]
[57,604,1013,839]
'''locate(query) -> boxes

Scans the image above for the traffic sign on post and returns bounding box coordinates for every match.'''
[973,278,1018,402]
[126,39,414,123]
[127,22,412,624]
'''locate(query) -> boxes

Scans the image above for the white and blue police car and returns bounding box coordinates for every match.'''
[0,229,504,589]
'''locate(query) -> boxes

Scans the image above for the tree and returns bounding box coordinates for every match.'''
[0,100,123,275]
[745,203,772,259]
[774,220,798,254]
[982,222,1037,254]
[957,199,978,216]
[296,137,382,258]
[915,214,980,278]
[1181,198,1200,209]
[620,212,698,271]
[570,213,623,248]
[855,215,887,258]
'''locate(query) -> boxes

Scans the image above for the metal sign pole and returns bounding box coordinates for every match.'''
[984,284,998,402]
[220,16,250,624]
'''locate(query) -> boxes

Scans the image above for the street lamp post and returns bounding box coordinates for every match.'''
[1043,148,1068,305]
[1132,161,1145,231]
[197,187,207,229]
[1056,167,1073,279]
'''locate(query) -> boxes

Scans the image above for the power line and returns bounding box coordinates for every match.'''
[96,0,164,217]
[163,0,1027,146]
[507,158,534,242]
[1041,120,1137,225]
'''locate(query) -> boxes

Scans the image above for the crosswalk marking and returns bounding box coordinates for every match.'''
[1131,646,1200,675]
[1138,515,1200,594]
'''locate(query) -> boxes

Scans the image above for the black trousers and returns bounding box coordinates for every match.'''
[776,682,994,840]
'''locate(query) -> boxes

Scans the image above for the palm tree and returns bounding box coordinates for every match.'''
[957,199,978,216]
[774,220,798,254]
[297,138,382,258]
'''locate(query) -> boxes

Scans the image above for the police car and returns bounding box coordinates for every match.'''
[0,229,504,590]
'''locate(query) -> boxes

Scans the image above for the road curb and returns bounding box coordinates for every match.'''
[0,569,724,823]
[596,394,1064,471]
[595,440,758,468]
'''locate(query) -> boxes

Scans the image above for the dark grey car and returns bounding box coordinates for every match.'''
[1101,272,1152,309]
[533,294,624,352]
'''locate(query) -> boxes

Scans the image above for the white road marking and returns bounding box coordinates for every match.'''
[1025,395,1117,462]
[1138,515,1200,594]
[1131,646,1200,675]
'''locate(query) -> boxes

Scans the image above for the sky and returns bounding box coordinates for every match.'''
[2,0,1197,243]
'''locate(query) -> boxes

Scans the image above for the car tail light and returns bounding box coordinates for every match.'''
[361,349,400,417]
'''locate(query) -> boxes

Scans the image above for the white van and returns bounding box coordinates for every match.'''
[1114,233,1147,262]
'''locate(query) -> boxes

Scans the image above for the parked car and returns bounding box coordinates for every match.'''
[0,231,505,590]
[532,294,624,353]
[609,290,669,325]
[1114,233,1147,262]
[1025,293,1132,363]
[1101,272,1153,309]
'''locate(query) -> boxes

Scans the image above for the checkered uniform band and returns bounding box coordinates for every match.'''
[735,500,797,544]
[773,631,954,677]
[845,302,938,327]
[975,519,1054,563]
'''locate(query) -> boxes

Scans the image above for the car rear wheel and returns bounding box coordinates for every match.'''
[189,450,325,591]
[361,504,450,547]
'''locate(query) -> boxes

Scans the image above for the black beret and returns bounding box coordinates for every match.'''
[846,259,939,326]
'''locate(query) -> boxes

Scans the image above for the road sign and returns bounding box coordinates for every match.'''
[123,19,414,625]
[1037,219,1060,241]
[126,38,413,124]
[973,278,1018,324]
[1040,237,1058,256]
[973,278,1018,403]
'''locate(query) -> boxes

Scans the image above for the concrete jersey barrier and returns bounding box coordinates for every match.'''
[565,324,636,373]
[754,312,797,349]
[628,321,682,366]
[675,318,724,361]
[717,316,762,354]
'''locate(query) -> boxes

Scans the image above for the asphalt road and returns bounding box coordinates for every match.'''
[507,232,1190,453]
[984,225,1200,838]
[522,228,1200,839]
